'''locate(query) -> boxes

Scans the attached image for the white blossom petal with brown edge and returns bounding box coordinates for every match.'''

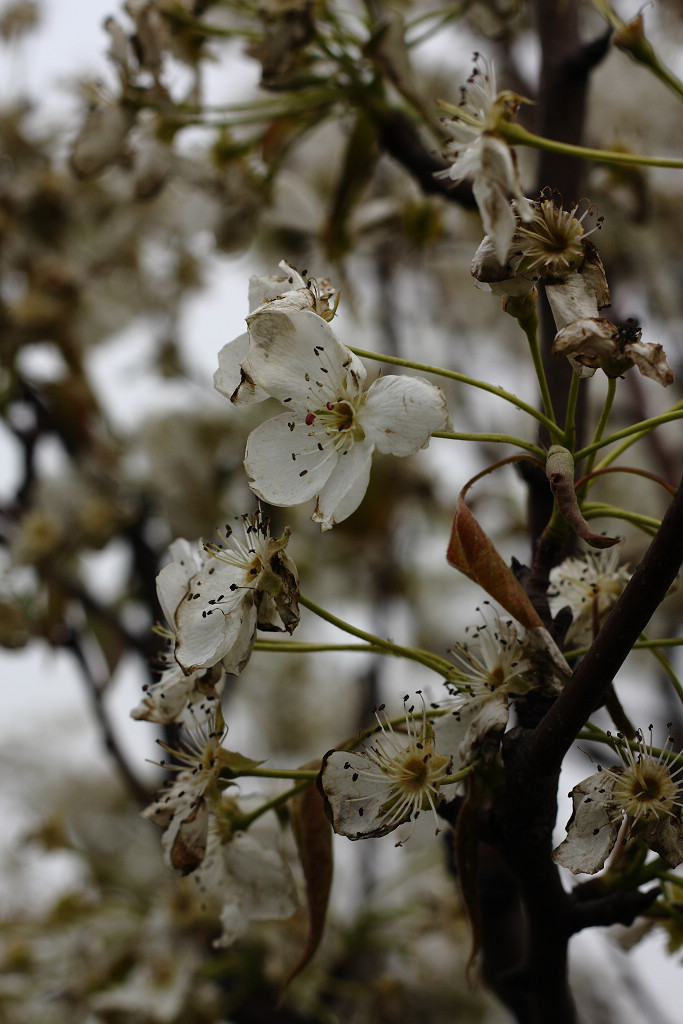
[161,511,299,676]
[552,772,620,875]
[130,661,224,726]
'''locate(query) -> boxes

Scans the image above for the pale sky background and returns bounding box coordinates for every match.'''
[1,2,682,1020]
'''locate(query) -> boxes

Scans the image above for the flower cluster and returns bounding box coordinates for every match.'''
[553,728,683,875]
[216,265,451,530]
[318,607,571,845]
[142,708,298,945]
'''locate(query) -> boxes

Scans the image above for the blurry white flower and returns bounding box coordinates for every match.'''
[239,307,450,529]
[553,316,674,386]
[553,727,683,874]
[160,510,299,675]
[69,102,134,178]
[319,694,457,844]
[194,796,298,947]
[437,53,534,260]
[548,547,631,645]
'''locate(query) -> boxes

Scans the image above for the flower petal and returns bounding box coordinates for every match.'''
[361,375,450,456]
[244,413,337,506]
[319,749,404,839]
[174,563,256,673]
[311,441,373,530]
[214,333,269,405]
[245,308,366,408]
[552,772,620,875]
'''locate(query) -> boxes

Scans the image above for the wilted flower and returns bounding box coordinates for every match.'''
[552,315,674,386]
[471,194,604,297]
[236,306,450,529]
[319,694,458,844]
[553,727,683,874]
[548,547,631,646]
[437,53,534,260]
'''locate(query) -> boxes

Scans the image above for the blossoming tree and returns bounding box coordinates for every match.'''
[4,2,683,1023]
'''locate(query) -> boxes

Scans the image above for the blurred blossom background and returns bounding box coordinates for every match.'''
[1,2,683,1022]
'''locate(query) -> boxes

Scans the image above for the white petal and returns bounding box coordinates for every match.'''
[244,413,337,506]
[156,562,193,626]
[214,333,269,405]
[312,441,373,530]
[361,375,450,456]
[245,308,365,407]
[248,263,305,310]
[174,563,255,673]
[546,274,600,331]
[552,772,620,875]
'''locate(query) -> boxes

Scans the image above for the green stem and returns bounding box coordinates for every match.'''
[233,767,318,781]
[236,780,312,829]
[574,406,683,461]
[298,594,457,678]
[349,346,563,440]
[580,502,660,534]
[500,121,683,169]
[432,431,545,459]
[566,636,683,660]
[254,640,379,654]
[580,723,683,768]
[562,371,581,452]
[579,377,616,488]
[647,644,683,706]
[520,309,556,425]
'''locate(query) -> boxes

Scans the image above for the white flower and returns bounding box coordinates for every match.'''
[446,604,537,701]
[553,728,683,875]
[319,694,459,844]
[552,316,674,387]
[214,260,335,406]
[194,795,298,947]
[548,547,631,646]
[437,605,569,766]
[437,54,534,260]
[240,307,450,529]
[158,510,300,676]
